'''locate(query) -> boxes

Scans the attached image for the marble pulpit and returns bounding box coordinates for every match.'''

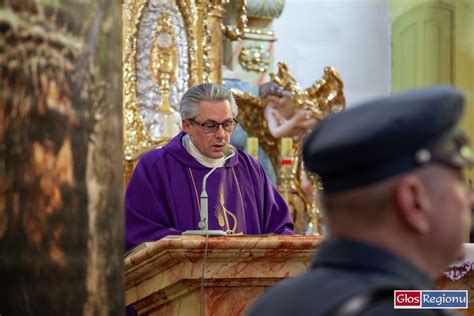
[125,235,321,315]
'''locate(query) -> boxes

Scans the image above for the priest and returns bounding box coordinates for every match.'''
[125,83,294,251]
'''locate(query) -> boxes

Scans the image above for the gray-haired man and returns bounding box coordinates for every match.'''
[125,83,294,250]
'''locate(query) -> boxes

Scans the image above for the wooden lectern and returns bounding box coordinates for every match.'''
[125,235,321,315]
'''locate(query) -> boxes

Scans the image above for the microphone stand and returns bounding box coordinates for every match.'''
[183,148,236,236]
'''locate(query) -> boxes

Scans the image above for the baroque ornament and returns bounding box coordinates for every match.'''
[233,62,345,234]
[239,45,271,73]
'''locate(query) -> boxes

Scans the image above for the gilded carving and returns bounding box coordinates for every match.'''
[238,45,271,72]
[201,3,215,82]
[243,28,276,42]
[271,62,345,119]
[233,63,345,234]
[176,0,199,86]
[123,0,159,164]
[123,0,202,183]
[203,0,227,83]
[222,0,248,41]
[223,0,284,41]
[123,0,231,183]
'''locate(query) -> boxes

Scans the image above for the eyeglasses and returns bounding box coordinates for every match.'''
[189,118,238,134]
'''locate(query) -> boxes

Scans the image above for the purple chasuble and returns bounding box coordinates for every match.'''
[125,131,294,250]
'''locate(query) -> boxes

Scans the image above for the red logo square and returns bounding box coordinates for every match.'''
[394,290,421,308]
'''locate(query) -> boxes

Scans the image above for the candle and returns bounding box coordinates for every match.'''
[247,137,259,159]
[280,137,293,158]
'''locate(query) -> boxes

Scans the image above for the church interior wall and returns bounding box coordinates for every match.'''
[273,0,391,107]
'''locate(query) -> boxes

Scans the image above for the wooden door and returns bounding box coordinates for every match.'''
[392,3,453,92]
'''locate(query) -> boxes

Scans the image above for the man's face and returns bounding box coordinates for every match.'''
[424,165,474,262]
[182,100,234,159]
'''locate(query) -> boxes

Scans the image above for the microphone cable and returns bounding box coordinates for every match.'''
[200,229,209,316]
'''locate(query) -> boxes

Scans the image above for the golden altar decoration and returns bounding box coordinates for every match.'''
[233,62,345,234]
[122,0,270,181]
[222,0,284,86]
[149,13,182,140]
[122,0,229,181]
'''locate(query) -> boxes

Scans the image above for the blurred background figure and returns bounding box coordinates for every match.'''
[248,86,474,316]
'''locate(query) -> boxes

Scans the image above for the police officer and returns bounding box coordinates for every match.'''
[247,86,474,316]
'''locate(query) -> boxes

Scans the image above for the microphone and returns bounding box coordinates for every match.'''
[183,145,236,236]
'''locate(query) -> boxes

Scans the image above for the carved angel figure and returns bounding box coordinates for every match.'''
[259,82,318,140]
[232,62,346,234]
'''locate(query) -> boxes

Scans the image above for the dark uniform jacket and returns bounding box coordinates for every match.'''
[247,239,456,316]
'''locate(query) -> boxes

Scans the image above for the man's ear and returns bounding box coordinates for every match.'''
[395,175,432,234]
[182,119,191,135]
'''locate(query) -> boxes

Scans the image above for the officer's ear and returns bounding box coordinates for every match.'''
[395,174,431,234]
